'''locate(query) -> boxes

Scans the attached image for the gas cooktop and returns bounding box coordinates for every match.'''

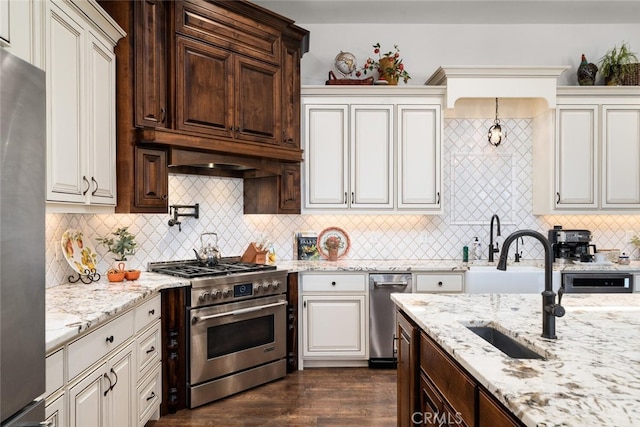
[147,258,276,279]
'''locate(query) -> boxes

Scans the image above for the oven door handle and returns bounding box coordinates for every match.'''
[192,300,287,323]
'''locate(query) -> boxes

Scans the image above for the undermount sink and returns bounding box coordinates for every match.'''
[465,265,559,294]
[467,325,545,360]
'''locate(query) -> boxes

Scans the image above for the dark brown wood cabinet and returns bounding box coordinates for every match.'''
[396,310,525,427]
[101,0,308,214]
[135,147,168,209]
[397,310,419,427]
[135,0,168,129]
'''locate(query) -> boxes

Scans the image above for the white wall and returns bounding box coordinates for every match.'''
[299,23,640,86]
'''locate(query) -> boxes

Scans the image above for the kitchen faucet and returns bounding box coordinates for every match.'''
[488,214,501,262]
[497,229,565,339]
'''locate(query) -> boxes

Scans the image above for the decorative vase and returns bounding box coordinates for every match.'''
[577,54,598,86]
[328,248,339,261]
[378,57,399,85]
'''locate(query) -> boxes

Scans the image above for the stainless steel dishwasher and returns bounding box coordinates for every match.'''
[369,273,413,368]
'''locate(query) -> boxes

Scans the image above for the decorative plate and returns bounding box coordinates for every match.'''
[61,229,98,274]
[317,227,351,260]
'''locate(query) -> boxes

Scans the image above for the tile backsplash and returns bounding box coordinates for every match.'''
[46,118,640,287]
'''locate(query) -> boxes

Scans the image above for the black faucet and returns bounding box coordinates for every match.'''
[497,229,565,339]
[488,214,501,262]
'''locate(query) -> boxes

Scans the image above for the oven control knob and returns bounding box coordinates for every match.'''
[254,283,262,293]
[222,289,232,298]
[263,281,272,291]
[272,280,280,290]
[199,291,210,301]
[211,289,221,299]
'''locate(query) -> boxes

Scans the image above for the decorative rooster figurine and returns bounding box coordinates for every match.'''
[577,54,598,85]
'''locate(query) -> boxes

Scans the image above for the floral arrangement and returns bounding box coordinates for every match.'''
[356,42,411,84]
[323,235,345,251]
[96,227,137,261]
[630,234,640,249]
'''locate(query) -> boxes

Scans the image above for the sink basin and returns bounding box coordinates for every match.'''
[467,326,545,360]
[465,265,560,294]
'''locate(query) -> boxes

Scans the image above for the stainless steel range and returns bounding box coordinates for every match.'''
[148,258,288,408]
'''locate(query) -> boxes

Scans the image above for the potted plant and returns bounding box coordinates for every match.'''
[356,43,411,85]
[97,226,137,267]
[598,42,639,85]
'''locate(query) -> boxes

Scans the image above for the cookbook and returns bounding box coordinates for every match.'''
[294,231,320,260]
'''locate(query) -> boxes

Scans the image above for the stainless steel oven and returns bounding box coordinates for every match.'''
[563,272,634,293]
[149,259,288,408]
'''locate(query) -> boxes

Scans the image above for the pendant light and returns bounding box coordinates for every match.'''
[488,98,506,146]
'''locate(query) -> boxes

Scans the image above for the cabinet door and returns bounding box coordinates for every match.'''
[281,41,301,149]
[397,104,441,210]
[1,0,41,65]
[0,0,8,43]
[478,389,522,427]
[134,0,167,128]
[350,104,393,209]
[602,105,640,209]
[107,342,135,427]
[45,393,66,427]
[46,2,86,203]
[87,31,116,205]
[554,105,598,209]
[68,362,108,427]
[302,295,366,357]
[235,55,281,145]
[175,36,233,138]
[397,311,418,427]
[304,104,349,209]
[134,147,168,210]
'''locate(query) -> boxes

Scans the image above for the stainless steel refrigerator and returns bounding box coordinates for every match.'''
[0,49,46,426]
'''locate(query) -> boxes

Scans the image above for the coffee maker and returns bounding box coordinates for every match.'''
[548,225,596,263]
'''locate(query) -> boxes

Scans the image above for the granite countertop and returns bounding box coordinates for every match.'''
[392,293,640,426]
[46,273,189,352]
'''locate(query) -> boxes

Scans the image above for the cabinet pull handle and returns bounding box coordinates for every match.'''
[436,191,440,204]
[160,107,166,124]
[91,177,98,196]
[82,176,90,195]
[149,309,155,315]
[303,301,306,308]
[146,392,156,401]
[103,373,112,396]
[105,335,114,343]
[162,194,168,200]
[556,192,561,204]
[351,192,354,204]
[109,368,118,391]
[146,346,156,354]
[343,192,347,204]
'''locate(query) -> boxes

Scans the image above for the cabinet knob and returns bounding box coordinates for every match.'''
[331,281,336,286]
[438,281,443,286]
[105,335,114,343]
[162,194,168,200]
[149,309,155,315]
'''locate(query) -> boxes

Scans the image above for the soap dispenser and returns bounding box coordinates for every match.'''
[471,237,482,261]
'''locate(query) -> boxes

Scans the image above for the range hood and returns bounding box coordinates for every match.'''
[425,66,570,114]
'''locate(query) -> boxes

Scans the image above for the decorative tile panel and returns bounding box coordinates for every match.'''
[45,118,640,287]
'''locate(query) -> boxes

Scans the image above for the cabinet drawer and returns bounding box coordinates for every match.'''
[68,310,134,379]
[45,348,64,398]
[137,320,161,378]
[420,332,475,426]
[134,294,161,333]
[302,274,367,292]
[415,273,463,293]
[137,364,162,427]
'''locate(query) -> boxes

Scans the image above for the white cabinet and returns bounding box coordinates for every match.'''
[0,0,44,67]
[300,273,368,367]
[45,294,162,427]
[304,103,393,210]
[415,273,464,293]
[302,87,444,214]
[45,0,124,211]
[68,341,135,427]
[533,87,640,214]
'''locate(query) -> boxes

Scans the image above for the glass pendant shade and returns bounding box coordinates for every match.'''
[488,98,506,147]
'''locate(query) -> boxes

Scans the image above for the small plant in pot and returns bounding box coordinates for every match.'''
[598,42,639,85]
[97,227,139,280]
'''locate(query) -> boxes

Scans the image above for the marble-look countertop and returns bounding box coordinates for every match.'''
[46,273,189,352]
[392,293,640,426]
[277,258,640,273]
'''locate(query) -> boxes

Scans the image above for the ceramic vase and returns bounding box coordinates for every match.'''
[378,57,399,85]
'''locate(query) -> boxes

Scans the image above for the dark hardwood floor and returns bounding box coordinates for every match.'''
[147,367,397,426]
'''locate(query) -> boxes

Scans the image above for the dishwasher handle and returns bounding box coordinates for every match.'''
[373,280,409,288]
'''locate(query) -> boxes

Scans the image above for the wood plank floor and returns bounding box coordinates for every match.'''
[147,368,397,426]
